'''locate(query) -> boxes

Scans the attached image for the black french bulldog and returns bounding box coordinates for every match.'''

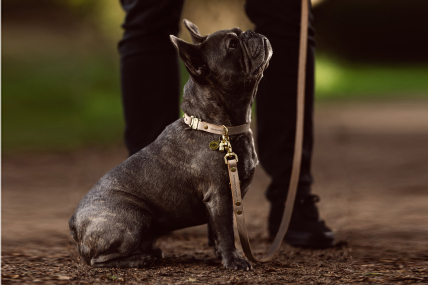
[69,20,272,271]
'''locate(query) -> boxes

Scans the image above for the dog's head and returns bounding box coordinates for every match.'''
[170,20,272,95]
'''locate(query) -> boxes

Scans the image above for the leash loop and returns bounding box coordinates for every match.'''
[224,152,238,164]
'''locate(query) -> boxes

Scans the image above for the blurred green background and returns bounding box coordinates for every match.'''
[3,0,428,153]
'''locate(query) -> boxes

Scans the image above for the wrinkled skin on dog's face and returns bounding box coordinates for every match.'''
[69,20,272,271]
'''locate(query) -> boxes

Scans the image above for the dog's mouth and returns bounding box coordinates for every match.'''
[240,31,272,77]
[252,38,272,76]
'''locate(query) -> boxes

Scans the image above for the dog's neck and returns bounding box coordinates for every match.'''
[181,78,255,126]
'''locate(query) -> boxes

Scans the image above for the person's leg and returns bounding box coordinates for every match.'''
[246,0,335,247]
[119,0,185,156]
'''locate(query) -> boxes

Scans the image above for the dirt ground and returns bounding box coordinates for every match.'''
[2,101,428,284]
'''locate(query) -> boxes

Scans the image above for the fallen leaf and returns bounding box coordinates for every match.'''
[53,276,71,280]
[105,274,124,282]
[10,275,20,279]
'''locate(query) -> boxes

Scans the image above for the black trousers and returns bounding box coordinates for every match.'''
[119,0,315,206]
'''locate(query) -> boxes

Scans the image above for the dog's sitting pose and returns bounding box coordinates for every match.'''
[69,20,272,271]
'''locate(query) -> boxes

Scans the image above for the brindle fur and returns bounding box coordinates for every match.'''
[69,20,272,270]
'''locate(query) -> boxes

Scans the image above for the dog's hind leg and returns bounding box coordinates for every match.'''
[74,204,162,268]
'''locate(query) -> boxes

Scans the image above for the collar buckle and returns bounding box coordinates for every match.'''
[189,116,200,130]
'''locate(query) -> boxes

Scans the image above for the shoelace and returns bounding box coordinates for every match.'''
[295,194,321,220]
[296,194,320,205]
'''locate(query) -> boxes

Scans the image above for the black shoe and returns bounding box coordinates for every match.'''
[268,194,335,248]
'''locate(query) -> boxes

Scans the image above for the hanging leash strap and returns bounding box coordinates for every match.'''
[227,0,309,262]
[184,0,308,263]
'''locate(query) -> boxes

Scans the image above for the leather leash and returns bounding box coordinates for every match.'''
[232,0,309,262]
[185,0,308,263]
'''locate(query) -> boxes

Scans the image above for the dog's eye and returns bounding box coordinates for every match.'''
[228,39,238,50]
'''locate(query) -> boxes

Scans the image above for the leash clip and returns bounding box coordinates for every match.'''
[222,125,229,136]
[224,152,238,164]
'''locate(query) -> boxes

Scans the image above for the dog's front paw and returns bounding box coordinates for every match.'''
[222,250,252,271]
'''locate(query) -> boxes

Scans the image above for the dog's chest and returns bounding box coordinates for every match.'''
[187,129,258,192]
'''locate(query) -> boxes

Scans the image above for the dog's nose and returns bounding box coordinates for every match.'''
[242,30,263,60]
[243,30,256,40]
[247,30,255,38]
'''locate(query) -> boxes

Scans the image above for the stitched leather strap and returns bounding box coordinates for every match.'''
[228,0,309,263]
[184,113,251,135]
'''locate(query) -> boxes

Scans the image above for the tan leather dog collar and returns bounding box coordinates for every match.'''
[183,113,250,135]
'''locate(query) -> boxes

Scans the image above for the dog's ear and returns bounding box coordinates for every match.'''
[183,19,207,44]
[170,35,205,76]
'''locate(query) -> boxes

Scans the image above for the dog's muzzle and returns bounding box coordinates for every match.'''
[241,30,271,75]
